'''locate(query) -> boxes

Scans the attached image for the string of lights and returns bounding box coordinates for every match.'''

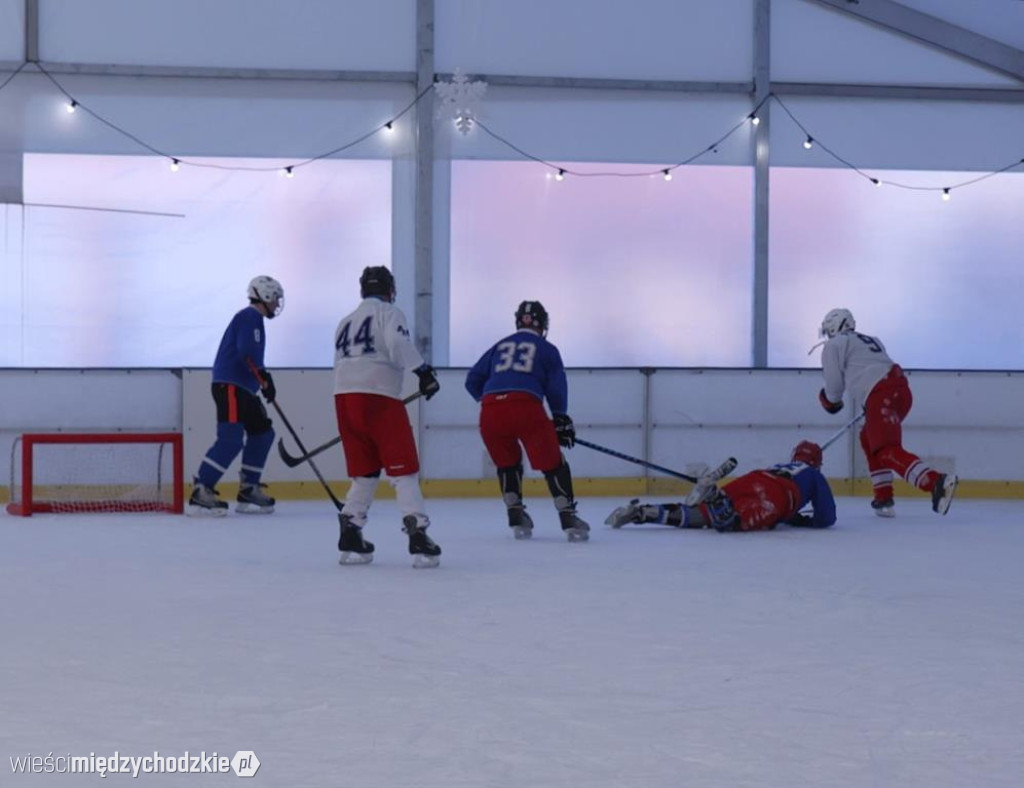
[769,94,1024,199]
[476,93,1024,199]
[474,93,774,182]
[28,62,433,175]
[1,60,1023,197]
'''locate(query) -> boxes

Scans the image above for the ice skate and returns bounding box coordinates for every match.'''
[931,474,958,515]
[605,499,643,528]
[236,482,275,514]
[403,515,441,568]
[187,482,228,517]
[338,514,374,565]
[559,506,590,542]
[871,497,895,518]
[508,505,534,540]
[684,457,738,506]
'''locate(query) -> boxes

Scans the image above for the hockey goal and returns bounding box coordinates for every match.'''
[7,433,184,516]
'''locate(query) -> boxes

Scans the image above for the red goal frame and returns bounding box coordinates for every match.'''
[7,432,184,516]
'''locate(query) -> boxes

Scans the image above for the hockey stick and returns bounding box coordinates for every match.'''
[248,363,345,510]
[821,411,866,451]
[575,437,736,483]
[276,391,423,468]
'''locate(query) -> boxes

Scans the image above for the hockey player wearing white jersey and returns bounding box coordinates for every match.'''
[817,308,957,517]
[332,266,442,567]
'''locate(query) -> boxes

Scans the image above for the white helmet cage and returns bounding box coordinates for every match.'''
[248,276,285,318]
[820,308,855,338]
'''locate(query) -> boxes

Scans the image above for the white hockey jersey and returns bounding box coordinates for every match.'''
[333,298,425,398]
[821,331,895,407]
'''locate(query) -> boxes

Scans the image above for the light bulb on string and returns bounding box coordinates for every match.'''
[384,121,394,133]
[662,169,673,182]
[65,100,78,114]
[803,136,814,150]
[870,178,881,187]
[169,159,180,173]
[283,166,295,179]
[748,113,760,126]
[942,188,951,201]
[555,169,565,182]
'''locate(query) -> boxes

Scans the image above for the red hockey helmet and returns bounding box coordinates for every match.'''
[792,440,823,468]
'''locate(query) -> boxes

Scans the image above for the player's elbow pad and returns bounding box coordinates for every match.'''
[818,388,843,414]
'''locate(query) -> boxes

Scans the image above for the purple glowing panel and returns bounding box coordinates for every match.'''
[13,154,390,368]
[769,167,1024,370]
[450,161,753,367]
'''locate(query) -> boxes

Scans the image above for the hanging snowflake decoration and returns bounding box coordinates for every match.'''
[435,68,487,135]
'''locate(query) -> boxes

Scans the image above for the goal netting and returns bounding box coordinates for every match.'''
[7,433,184,516]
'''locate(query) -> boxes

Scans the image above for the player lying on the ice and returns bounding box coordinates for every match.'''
[605,441,836,532]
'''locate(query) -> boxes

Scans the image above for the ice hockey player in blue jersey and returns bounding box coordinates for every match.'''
[606,441,837,532]
[465,300,589,542]
[188,276,284,516]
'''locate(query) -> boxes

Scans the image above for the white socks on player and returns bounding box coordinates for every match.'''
[392,473,429,527]
[342,476,381,526]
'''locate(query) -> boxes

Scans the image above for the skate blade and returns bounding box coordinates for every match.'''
[412,554,440,569]
[565,527,590,543]
[339,552,374,566]
[604,508,632,527]
[873,506,895,519]
[235,503,275,514]
[512,526,533,540]
[186,505,228,518]
[934,476,959,515]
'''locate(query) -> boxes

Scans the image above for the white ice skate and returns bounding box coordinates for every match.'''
[684,457,739,506]
[931,474,958,516]
[187,483,228,517]
[605,499,643,528]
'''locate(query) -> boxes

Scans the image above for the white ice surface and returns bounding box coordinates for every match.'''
[1,496,1022,787]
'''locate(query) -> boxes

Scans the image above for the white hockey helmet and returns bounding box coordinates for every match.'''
[248,275,284,318]
[820,308,855,338]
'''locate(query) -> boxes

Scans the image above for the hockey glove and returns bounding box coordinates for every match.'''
[258,369,276,403]
[414,364,440,401]
[553,413,576,449]
[818,388,843,414]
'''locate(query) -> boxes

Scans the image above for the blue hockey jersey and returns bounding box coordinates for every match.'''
[211,306,266,393]
[465,330,569,415]
[766,461,837,528]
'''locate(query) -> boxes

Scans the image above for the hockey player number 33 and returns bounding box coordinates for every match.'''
[494,341,537,373]
[336,316,376,357]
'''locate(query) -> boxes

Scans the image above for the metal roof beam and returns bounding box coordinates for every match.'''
[811,0,1024,83]
[774,81,1024,102]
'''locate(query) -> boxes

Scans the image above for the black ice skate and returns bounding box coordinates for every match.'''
[931,474,959,515]
[871,497,895,518]
[187,481,228,517]
[236,482,275,514]
[559,506,590,542]
[337,514,374,565]
[403,515,441,568]
[508,505,534,540]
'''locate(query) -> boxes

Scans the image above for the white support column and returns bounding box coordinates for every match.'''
[752,0,771,368]
[414,0,435,363]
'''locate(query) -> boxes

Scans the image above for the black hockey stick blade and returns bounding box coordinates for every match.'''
[278,435,340,468]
